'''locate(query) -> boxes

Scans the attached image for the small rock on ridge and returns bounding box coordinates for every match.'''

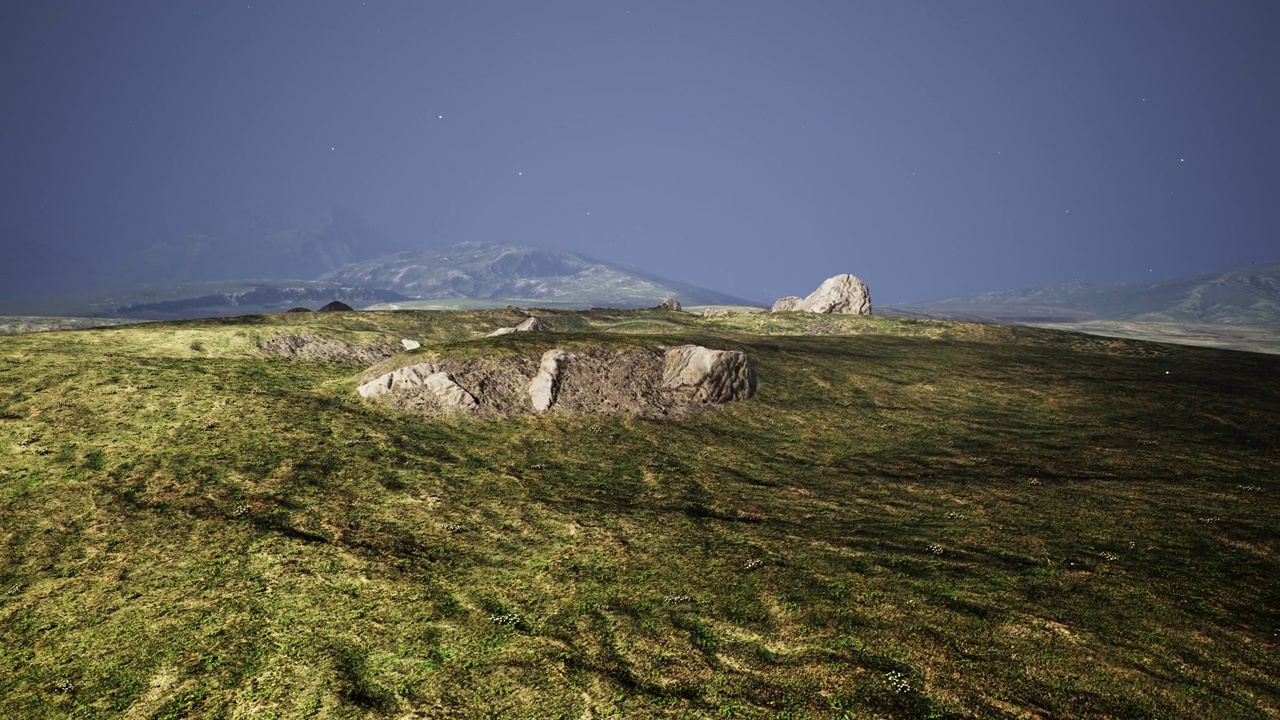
[486,316,550,337]
[770,296,802,312]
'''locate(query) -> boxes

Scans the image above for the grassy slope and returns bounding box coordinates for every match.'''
[1,310,1277,719]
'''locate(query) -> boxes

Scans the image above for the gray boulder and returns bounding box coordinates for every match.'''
[401,338,422,351]
[528,349,570,412]
[799,274,871,314]
[770,296,802,312]
[662,345,757,403]
[660,298,683,312]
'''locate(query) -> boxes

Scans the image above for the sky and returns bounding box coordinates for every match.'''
[1,0,1276,306]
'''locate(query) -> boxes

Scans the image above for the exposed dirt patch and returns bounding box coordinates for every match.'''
[258,334,398,364]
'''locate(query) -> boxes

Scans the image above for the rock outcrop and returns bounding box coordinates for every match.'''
[357,362,441,397]
[770,296,802,312]
[528,349,569,412]
[358,345,756,417]
[661,345,757,403]
[801,274,871,314]
[772,275,871,315]
[660,298,683,312]
[423,372,478,412]
[357,362,476,412]
[284,307,312,313]
[486,316,550,337]
[701,308,733,318]
[318,300,355,312]
[401,338,421,351]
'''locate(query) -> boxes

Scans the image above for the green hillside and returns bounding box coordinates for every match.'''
[1,309,1277,718]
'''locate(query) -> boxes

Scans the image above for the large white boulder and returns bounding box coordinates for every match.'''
[798,274,871,314]
[661,345,756,403]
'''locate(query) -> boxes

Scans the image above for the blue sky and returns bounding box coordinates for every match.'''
[1,0,1275,305]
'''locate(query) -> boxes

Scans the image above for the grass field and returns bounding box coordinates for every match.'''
[1,308,1277,719]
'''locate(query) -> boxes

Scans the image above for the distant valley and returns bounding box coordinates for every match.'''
[901,261,1280,325]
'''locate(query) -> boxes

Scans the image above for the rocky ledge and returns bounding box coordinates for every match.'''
[356,344,756,417]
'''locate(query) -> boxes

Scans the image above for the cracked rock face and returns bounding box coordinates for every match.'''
[528,349,570,412]
[357,362,476,412]
[661,345,757,403]
[357,362,440,397]
[422,372,477,412]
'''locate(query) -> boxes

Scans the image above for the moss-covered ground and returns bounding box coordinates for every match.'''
[1,309,1277,718]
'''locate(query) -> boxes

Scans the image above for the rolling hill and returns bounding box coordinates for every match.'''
[1,308,1277,718]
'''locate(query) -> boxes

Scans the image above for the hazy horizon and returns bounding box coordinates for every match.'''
[2,1,1276,307]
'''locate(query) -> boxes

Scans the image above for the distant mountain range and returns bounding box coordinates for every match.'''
[5,207,753,318]
[322,242,754,308]
[901,262,1280,325]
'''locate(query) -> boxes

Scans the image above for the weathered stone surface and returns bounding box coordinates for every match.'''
[318,300,355,312]
[357,362,441,397]
[528,349,569,412]
[661,345,756,403]
[487,316,550,336]
[770,296,802,312]
[799,274,871,315]
[357,362,476,412]
[401,338,422,351]
[701,307,733,318]
[660,298,683,312]
[423,372,478,412]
